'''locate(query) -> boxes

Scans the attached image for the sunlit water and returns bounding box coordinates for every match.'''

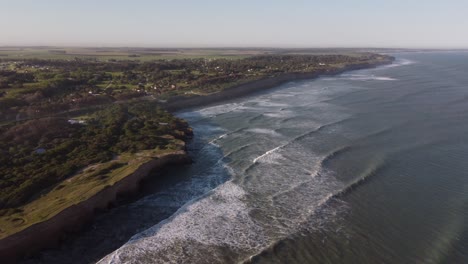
[99,52,468,263]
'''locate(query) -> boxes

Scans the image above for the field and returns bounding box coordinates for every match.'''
[0,46,379,62]
[0,47,268,61]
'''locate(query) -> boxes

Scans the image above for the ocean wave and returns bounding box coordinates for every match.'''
[333,157,386,198]
[247,113,264,124]
[262,110,294,118]
[98,181,268,264]
[100,127,363,264]
[243,118,353,174]
[268,145,351,204]
[248,148,349,234]
[290,117,354,142]
[179,102,244,123]
[252,145,283,164]
[223,144,252,161]
[379,58,416,69]
[253,100,289,108]
[204,126,247,148]
[269,93,296,98]
[208,132,229,146]
[242,153,388,264]
[246,128,283,137]
[323,74,398,81]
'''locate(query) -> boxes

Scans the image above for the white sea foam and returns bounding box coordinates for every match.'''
[100,72,356,263]
[254,100,289,108]
[99,145,345,263]
[270,93,296,98]
[99,181,268,263]
[245,128,282,137]
[244,143,347,234]
[372,76,398,81]
[208,133,228,145]
[262,112,283,118]
[190,103,242,119]
[323,74,398,81]
[262,110,294,118]
[253,146,283,163]
[379,58,416,69]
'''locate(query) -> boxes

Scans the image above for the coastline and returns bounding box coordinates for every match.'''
[0,56,395,263]
[163,57,395,112]
[0,150,192,264]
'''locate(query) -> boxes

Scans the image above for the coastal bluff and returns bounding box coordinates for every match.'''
[0,54,394,263]
[0,150,192,263]
[164,56,395,111]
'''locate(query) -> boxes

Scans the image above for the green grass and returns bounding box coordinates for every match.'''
[0,47,253,61]
[0,47,367,61]
[0,139,185,239]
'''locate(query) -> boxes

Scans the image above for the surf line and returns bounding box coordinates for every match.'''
[253,145,283,163]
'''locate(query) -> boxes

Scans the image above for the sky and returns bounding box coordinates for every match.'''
[1,0,468,48]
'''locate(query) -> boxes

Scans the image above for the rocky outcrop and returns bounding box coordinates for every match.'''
[0,151,192,264]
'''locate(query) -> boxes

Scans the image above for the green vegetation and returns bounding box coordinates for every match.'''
[0,47,256,61]
[0,143,186,238]
[0,101,191,238]
[0,52,391,123]
[0,49,393,239]
[0,103,190,210]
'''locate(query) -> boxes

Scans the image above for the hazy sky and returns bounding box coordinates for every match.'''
[1,0,467,48]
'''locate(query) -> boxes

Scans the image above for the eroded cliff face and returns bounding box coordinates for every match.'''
[0,151,192,264]
[164,57,395,111]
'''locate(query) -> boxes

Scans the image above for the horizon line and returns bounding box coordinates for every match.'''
[1,45,468,51]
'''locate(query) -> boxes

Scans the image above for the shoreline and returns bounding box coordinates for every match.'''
[0,150,192,264]
[163,57,395,112]
[0,56,394,263]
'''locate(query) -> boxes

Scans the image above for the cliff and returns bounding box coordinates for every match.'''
[0,151,192,263]
[0,56,394,263]
[164,57,395,111]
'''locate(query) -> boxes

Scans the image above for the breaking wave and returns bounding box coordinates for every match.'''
[98,182,268,264]
[98,54,451,264]
[252,146,283,163]
[323,74,398,81]
[378,58,416,69]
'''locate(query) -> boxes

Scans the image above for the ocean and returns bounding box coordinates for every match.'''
[32,52,468,263]
[99,52,468,263]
